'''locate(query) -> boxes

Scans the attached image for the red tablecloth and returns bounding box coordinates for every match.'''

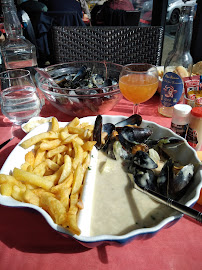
[0,94,201,270]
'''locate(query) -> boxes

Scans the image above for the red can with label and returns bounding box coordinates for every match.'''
[186,107,202,150]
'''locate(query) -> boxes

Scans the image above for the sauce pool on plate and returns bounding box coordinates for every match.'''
[90,151,174,236]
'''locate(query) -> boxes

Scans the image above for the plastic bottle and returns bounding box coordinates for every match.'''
[186,107,202,151]
[0,0,37,73]
[158,5,194,118]
[170,104,192,138]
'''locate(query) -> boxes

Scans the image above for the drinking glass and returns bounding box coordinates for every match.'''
[0,69,42,125]
[119,63,159,114]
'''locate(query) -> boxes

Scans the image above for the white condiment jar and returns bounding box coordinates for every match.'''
[170,104,192,138]
[186,107,202,150]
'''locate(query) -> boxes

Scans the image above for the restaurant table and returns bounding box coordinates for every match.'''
[0,93,201,270]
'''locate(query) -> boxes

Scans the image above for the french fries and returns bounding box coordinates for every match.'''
[0,117,96,235]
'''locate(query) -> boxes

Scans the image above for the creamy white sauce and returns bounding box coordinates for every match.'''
[90,151,173,236]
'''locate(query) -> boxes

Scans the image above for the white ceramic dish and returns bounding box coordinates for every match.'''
[0,115,201,248]
[21,116,54,133]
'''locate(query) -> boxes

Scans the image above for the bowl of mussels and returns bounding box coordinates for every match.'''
[35,61,123,117]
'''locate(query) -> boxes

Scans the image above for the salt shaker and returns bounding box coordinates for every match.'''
[170,104,192,138]
[186,107,202,150]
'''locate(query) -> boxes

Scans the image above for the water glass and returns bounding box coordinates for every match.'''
[0,69,42,125]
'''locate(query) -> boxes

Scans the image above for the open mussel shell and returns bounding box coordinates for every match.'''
[169,164,194,198]
[157,159,173,196]
[93,115,103,150]
[157,159,194,200]
[115,114,142,127]
[146,136,184,148]
[93,114,143,150]
[118,126,153,152]
[71,65,87,83]
[93,115,116,150]
[132,151,158,169]
[130,168,157,191]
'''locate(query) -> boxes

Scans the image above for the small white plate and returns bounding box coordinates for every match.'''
[21,116,54,133]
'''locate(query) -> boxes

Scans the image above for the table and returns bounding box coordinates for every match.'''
[0,94,201,270]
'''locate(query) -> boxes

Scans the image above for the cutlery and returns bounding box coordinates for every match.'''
[0,137,14,150]
[128,174,202,224]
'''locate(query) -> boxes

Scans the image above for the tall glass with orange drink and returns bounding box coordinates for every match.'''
[119,64,159,114]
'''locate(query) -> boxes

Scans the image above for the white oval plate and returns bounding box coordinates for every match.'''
[1,115,202,247]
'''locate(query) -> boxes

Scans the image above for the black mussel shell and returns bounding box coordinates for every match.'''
[146,137,184,149]
[157,159,173,197]
[72,65,87,83]
[103,123,115,136]
[115,114,142,128]
[158,137,184,148]
[102,123,116,152]
[132,151,158,169]
[93,115,116,150]
[157,160,194,200]
[169,164,194,199]
[93,115,102,150]
[119,126,152,145]
[130,168,157,191]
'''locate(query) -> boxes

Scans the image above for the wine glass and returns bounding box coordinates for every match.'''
[119,63,159,114]
[0,69,42,126]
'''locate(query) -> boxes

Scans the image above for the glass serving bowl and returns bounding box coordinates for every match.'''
[35,61,123,117]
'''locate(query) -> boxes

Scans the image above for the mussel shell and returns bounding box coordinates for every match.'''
[132,151,158,169]
[115,114,142,127]
[130,167,157,191]
[72,65,87,82]
[93,115,102,150]
[158,137,184,148]
[135,168,157,191]
[169,164,194,199]
[119,126,152,144]
[157,159,173,197]
[103,123,115,135]
[102,123,116,152]
[146,137,184,149]
[92,74,104,87]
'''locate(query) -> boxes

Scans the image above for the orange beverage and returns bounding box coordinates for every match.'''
[119,73,159,104]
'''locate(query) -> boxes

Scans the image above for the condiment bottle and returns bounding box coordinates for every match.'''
[171,104,192,138]
[0,0,37,73]
[186,107,202,151]
[158,5,194,118]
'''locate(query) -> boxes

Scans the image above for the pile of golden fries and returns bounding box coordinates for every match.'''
[0,117,96,235]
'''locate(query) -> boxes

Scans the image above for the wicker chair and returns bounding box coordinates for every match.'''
[51,26,164,66]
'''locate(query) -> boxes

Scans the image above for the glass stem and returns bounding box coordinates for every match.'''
[133,104,139,114]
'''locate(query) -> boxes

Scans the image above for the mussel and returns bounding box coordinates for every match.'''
[51,65,118,94]
[93,114,144,152]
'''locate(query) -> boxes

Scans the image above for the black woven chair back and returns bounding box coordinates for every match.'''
[52,26,164,66]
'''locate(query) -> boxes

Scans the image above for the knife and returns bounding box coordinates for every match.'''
[0,137,14,150]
